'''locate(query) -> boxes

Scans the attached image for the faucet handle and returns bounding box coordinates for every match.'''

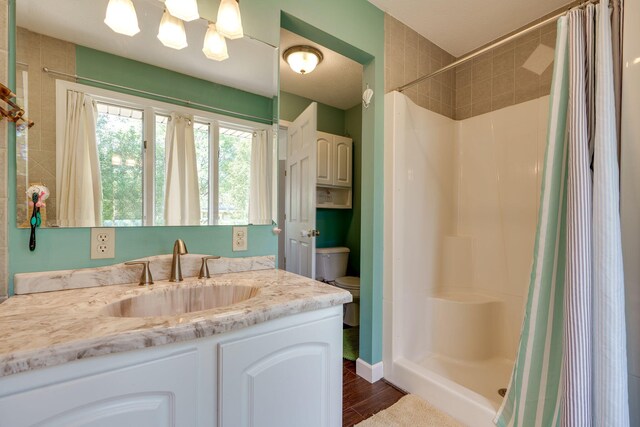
[125,261,154,287]
[199,256,221,279]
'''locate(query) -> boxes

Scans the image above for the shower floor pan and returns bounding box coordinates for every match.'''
[416,354,513,407]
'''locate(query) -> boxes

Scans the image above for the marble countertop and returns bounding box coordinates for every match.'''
[0,269,351,378]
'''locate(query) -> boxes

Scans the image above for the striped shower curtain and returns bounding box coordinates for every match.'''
[495,1,630,425]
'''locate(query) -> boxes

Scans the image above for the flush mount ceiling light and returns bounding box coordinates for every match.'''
[284,46,324,75]
[104,0,140,37]
[216,0,244,40]
[202,23,229,61]
[165,0,199,22]
[157,9,188,50]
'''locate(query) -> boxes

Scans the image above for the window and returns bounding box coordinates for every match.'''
[57,81,268,227]
[96,103,144,226]
[217,127,252,225]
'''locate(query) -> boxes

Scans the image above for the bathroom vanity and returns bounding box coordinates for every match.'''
[0,258,351,427]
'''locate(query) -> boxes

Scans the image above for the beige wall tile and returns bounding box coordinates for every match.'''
[515,39,540,68]
[430,79,442,102]
[493,49,515,75]
[472,58,492,83]
[539,64,554,96]
[417,80,430,99]
[472,99,492,116]
[516,28,541,46]
[492,72,515,96]
[541,29,557,48]
[472,78,491,101]
[456,84,472,108]
[406,87,418,104]
[515,68,540,103]
[429,98,442,115]
[456,67,471,88]
[0,2,6,53]
[492,91,515,111]
[456,105,472,120]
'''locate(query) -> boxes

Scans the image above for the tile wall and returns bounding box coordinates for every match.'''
[15,28,76,226]
[454,23,556,120]
[0,0,8,301]
[384,14,558,121]
[384,14,456,119]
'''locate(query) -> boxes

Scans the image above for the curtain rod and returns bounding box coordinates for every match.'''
[395,0,602,93]
[41,67,273,124]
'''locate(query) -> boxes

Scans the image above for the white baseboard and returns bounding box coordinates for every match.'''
[356,358,384,383]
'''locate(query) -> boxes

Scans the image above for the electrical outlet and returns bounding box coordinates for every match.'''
[91,228,115,259]
[232,226,248,251]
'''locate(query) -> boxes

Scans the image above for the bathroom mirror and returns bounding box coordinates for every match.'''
[15,0,278,228]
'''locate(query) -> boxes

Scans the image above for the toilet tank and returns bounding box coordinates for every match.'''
[315,247,350,281]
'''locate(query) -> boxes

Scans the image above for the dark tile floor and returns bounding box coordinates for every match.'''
[342,359,407,427]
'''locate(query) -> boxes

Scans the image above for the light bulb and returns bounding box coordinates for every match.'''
[284,46,323,75]
[104,0,140,37]
[202,23,229,61]
[165,0,199,22]
[216,0,244,40]
[157,10,188,50]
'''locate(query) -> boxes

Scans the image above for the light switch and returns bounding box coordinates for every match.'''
[232,226,248,251]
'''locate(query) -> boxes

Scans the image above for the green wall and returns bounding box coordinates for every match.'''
[279,91,345,134]
[76,46,273,124]
[345,104,362,276]
[7,0,385,366]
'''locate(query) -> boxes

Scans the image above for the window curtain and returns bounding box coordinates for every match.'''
[164,113,200,226]
[57,91,102,227]
[248,129,272,224]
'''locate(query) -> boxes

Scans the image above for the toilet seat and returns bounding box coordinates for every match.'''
[335,276,360,289]
[334,276,360,298]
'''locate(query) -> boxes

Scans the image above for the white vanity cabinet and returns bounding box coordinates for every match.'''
[0,307,343,427]
[317,132,353,209]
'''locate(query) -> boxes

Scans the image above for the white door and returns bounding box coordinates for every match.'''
[285,103,318,278]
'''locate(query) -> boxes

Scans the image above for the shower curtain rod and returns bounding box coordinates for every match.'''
[41,67,273,124]
[395,0,601,93]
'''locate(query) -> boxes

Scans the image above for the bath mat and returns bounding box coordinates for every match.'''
[343,327,359,361]
[355,394,463,427]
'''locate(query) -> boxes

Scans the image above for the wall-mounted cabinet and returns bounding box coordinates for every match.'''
[317,132,352,209]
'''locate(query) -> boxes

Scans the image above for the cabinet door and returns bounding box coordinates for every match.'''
[0,350,198,427]
[316,132,333,186]
[219,314,342,427]
[333,136,352,187]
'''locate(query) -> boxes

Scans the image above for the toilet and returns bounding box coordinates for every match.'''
[315,247,360,326]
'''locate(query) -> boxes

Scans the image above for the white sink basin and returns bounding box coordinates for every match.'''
[102,284,259,317]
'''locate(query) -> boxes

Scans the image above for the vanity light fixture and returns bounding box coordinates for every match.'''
[157,9,188,50]
[216,0,244,40]
[165,0,200,22]
[284,45,324,75]
[202,23,229,61]
[104,0,140,37]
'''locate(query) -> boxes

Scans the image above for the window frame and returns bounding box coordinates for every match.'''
[55,80,270,227]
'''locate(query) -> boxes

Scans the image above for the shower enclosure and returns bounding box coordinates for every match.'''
[383,91,549,426]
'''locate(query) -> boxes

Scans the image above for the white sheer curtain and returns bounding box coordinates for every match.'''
[248,129,272,224]
[164,113,200,225]
[57,91,101,227]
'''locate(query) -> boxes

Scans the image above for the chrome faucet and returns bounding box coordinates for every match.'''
[169,239,188,282]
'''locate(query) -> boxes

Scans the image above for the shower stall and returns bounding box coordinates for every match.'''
[383,91,550,426]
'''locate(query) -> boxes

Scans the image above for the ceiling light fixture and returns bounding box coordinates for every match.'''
[203,23,229,61]
[216,0,244,40]
[157,10,188,50]
[104,0,140,37]
[165,0,200,22]
[283,45,324,75]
